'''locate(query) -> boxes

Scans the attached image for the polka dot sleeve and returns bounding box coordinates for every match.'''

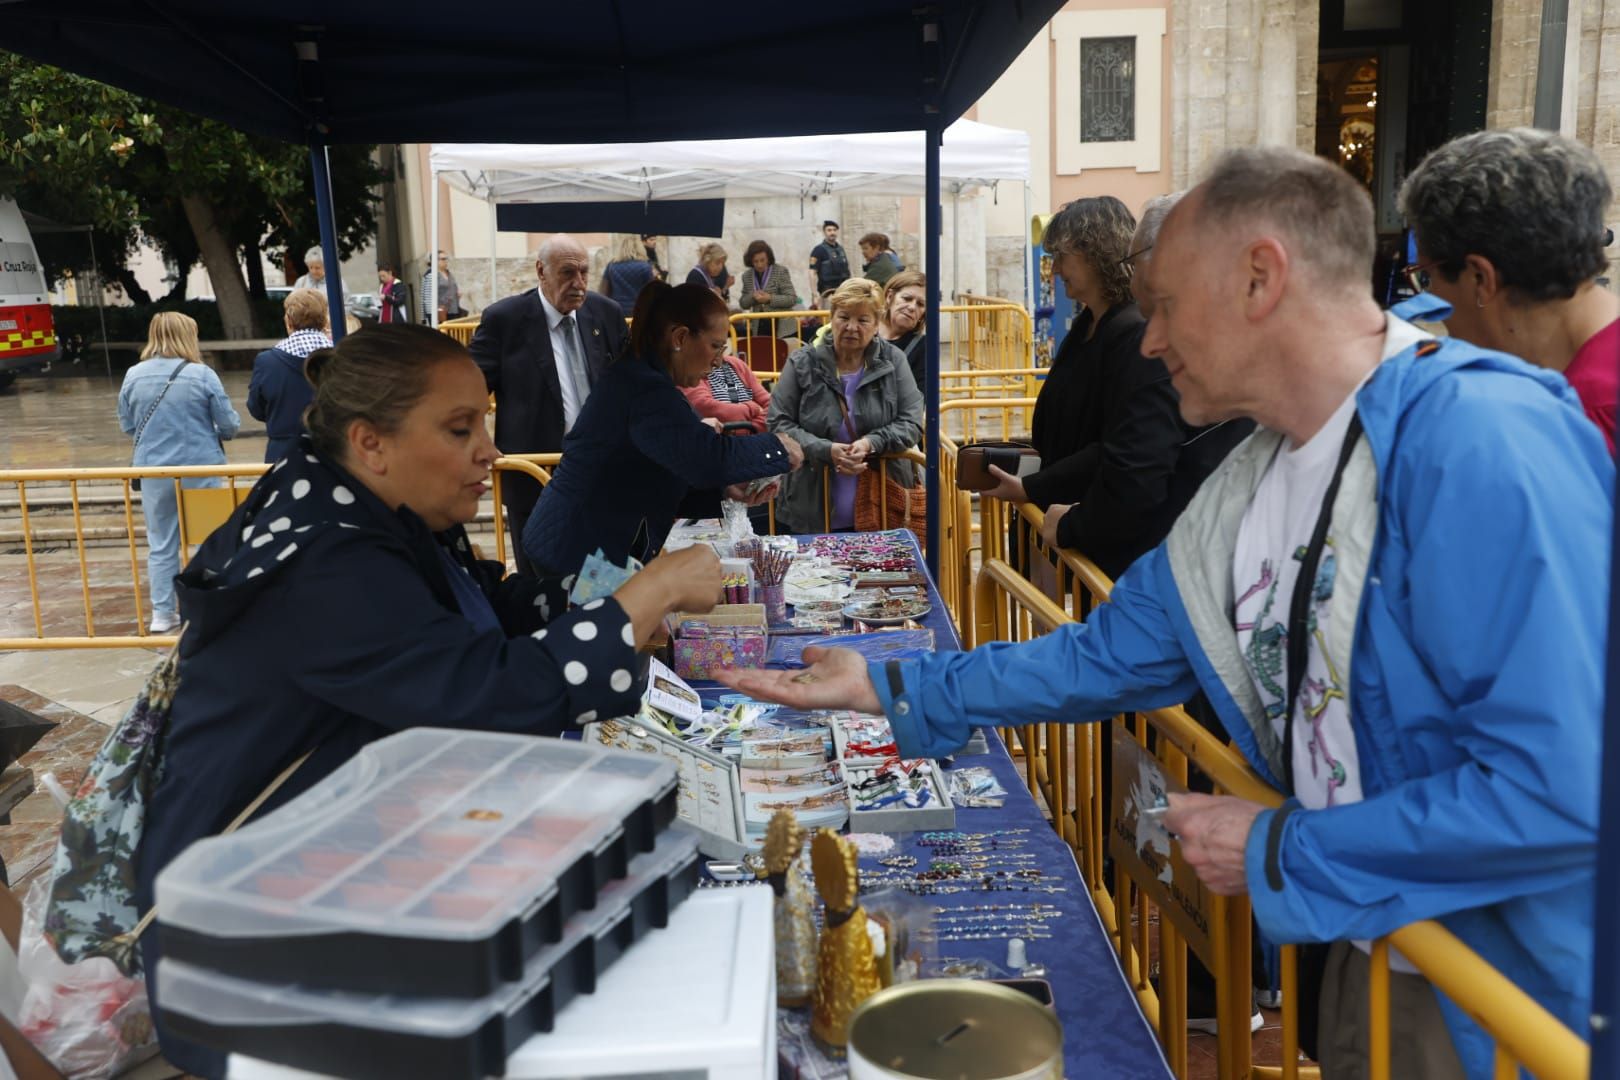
[526,597,644,725]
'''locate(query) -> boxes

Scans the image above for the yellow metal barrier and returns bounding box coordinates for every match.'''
[1,458,558,651]
[978,504,1590,1080]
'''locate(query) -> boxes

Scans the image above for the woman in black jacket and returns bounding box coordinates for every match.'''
[981,196,1185,579]
[523,282,805,576]
[136,324,723,1077]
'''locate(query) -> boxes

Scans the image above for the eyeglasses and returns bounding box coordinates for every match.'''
[1405,258,1442,293]
[1117,243,1154,269]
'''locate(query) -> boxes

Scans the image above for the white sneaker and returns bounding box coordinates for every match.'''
[149,612,180,634]
[1187,1009,1264,1036]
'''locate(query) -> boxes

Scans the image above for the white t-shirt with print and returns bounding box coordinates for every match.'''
[1232,316,1430,969]
[1232,382,1365,811]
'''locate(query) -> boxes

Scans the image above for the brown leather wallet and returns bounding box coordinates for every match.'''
[955,441,1039,492]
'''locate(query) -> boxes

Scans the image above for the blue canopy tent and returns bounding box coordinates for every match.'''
[4,6,1616,1071]
[3,0,1064,585]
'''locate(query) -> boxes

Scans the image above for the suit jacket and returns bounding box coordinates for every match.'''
[469,289,628,514]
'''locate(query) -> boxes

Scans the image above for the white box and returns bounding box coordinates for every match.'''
[227,887,776,1080]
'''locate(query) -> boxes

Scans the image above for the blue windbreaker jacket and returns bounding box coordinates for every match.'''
[873,324,1611,1078]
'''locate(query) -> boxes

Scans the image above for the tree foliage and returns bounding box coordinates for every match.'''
[0,54,384,332]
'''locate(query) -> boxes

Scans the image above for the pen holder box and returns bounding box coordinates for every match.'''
[669,605,768,681]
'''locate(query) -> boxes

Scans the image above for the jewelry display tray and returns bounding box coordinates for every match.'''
[160,828,701,1080]
[155,729,679,998]
[840,758,957,833]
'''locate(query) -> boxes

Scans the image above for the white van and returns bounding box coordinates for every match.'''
[0,197,57,391]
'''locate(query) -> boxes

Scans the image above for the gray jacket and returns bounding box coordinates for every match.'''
[767,337,924,533]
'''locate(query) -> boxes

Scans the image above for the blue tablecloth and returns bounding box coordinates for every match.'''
[698,532,1171,1078]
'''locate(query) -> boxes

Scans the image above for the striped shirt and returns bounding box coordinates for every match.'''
[705,362,752,404]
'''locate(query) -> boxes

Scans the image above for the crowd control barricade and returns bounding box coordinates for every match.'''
[978,503,1591,1080]
[0,457,562,651]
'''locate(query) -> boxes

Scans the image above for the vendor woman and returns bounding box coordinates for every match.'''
[135,324,724,1077]
[523,282,804,576]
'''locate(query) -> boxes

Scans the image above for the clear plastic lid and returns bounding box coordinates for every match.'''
[156,729,677,942]
[156,827,700,1039]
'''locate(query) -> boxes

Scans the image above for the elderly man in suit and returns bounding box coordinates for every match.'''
[470,235,629,574]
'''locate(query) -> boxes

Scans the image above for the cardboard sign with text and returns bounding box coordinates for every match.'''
[1108,727,1214,964]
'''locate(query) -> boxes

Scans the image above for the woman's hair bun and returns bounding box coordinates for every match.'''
[303,347,335,388]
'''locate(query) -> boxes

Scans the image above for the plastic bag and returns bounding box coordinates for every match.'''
[16,880,157,1079]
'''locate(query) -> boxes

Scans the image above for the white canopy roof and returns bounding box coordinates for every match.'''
[429,119,1029,204]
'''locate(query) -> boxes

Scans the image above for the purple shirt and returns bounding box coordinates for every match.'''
[830,370,861,529]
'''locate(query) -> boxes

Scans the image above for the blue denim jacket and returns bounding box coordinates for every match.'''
[117,357,241,466]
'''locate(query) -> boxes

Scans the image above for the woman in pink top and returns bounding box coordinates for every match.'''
[681,353,772,433]
[1400,128,1618,454]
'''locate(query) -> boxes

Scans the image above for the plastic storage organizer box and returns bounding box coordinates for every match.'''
[155,729,680,997]
[159,829,703,1080]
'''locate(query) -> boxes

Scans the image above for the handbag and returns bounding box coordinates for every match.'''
[854,464,925,538]
[128,360,189,493]
[833,383,926,538]
[44,625,311,975]
[956,440,1040,492]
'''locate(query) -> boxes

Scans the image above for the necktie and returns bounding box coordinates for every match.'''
[559,315,594,408]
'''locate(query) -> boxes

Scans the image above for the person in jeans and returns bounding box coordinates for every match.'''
[117,312,240,633]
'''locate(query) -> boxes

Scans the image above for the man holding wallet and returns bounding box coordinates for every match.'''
[723,146,1609,1079]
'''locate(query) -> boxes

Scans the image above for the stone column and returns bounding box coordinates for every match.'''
[1489,0,1546,129]
[1258,0,1297,146]
[1171,0,1320,189]
[1575,0,1620,283]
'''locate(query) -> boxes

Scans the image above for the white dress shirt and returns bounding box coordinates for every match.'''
[537,289,589,429]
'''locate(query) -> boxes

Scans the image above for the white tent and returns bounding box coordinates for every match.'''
[426,120,1031,320]
[429,119,1029,203]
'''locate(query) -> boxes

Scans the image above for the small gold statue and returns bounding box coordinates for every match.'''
[809,828,882,1049]
[765,810,817,1007]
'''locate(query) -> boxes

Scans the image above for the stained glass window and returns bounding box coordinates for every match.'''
[1081,37,1136,143]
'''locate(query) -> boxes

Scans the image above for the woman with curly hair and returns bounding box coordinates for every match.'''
[1399,128,1618,453]
[981,195,1186,579]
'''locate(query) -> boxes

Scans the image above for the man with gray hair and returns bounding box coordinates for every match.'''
[1398,127,1618,453]
[721,146,1609,1077]
[469,234,627,574]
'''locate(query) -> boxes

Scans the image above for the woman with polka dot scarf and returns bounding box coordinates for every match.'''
[133,325,720,1075]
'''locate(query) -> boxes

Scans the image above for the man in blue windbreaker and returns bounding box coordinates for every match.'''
[722,146,1610,1079]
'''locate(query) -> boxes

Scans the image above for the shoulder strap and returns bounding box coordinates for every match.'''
[1281,412,1364,795]
[128,748,313,942]
[133,360,192,447]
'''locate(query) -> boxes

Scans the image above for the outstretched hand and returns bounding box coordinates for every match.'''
[714,646,882,714]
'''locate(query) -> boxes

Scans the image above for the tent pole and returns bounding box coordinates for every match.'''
[429,170,440,329]
[1594,454,1620,1077]
[309,144,345,342]
[488,193,498,313]
[951,184,960,302]
[1023,181,1033,324]
[924,119,942,577]
[86,229,111,379]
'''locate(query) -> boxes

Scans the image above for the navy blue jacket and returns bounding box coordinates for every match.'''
[136,442,645,1077]
[245,346,314,463]
[522,351,793,575]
